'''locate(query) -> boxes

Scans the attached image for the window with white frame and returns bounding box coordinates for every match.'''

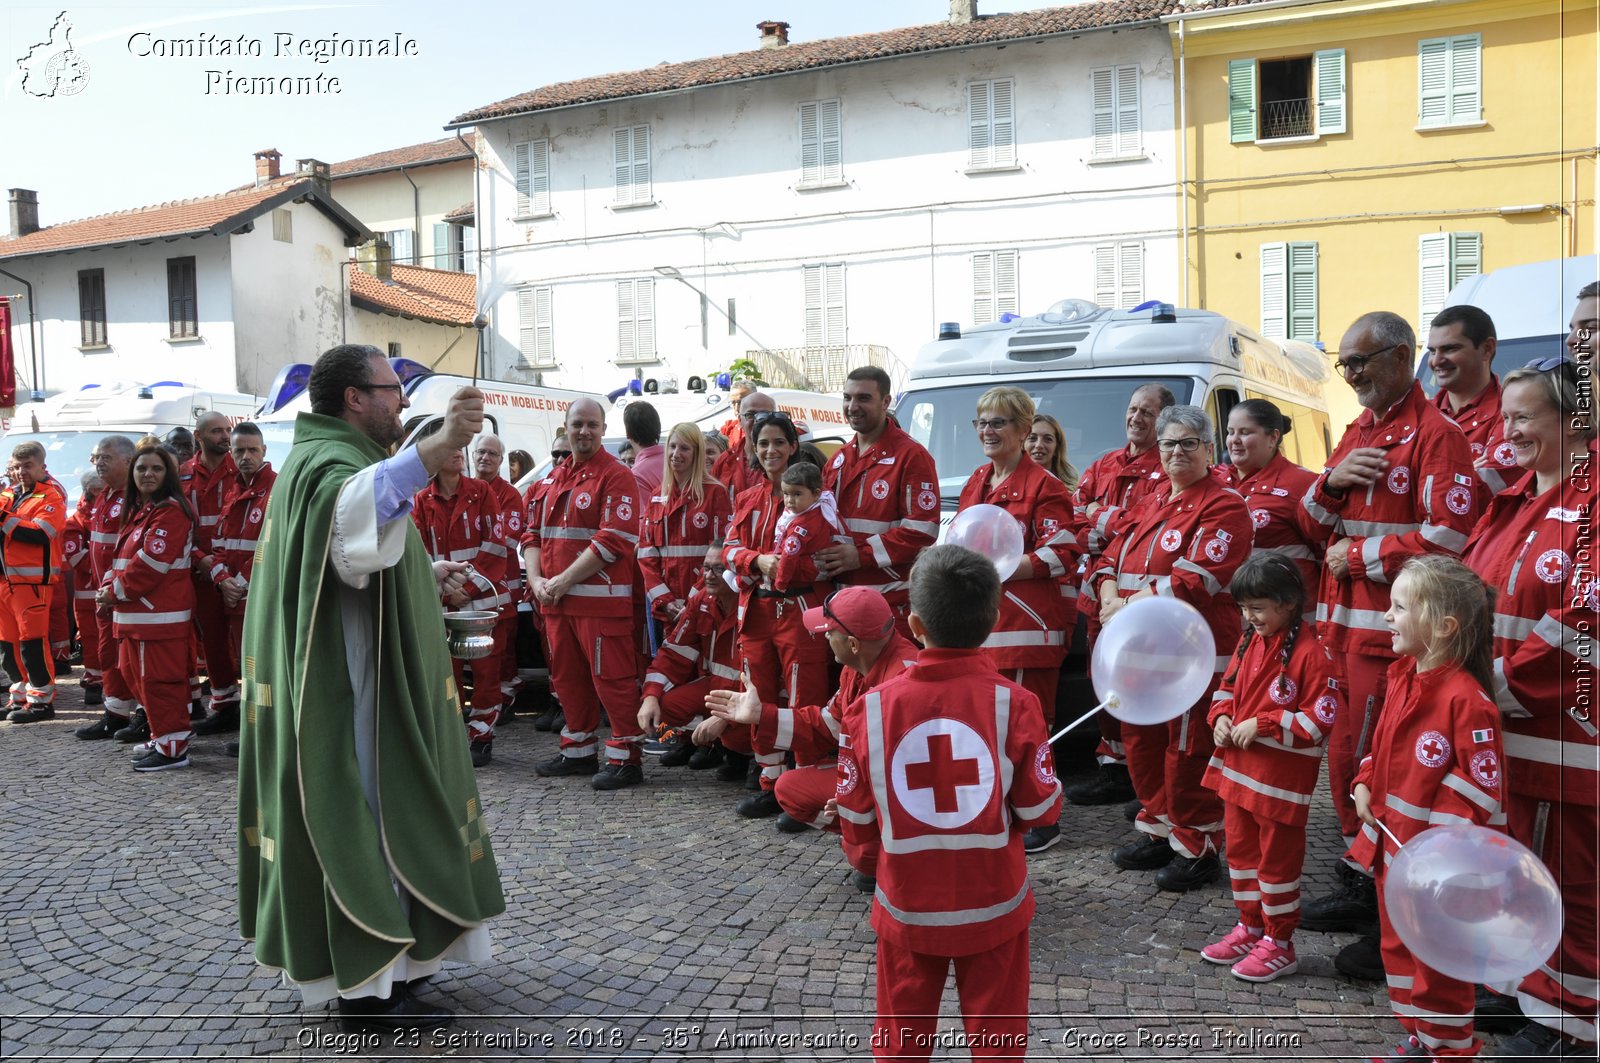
[612,125,652,207]
[798,99,843,187]
[432,224,476,271]
[1090,66,1142,159]
[517,286,554,368]
[803,263,846,351]
[514,138,551,217]
[1094,243,1144,310]
[383,228,416,265]
[1418,233,1481,328]
[967,79,1016,170]
[1418,34,1481,127]
[972,251,1019,325]
[616,278,656,363]
[1260,241,1319,341]
[1228,50,1346,142]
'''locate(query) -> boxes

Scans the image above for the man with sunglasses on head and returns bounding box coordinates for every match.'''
[1426,305,1518,500]
[711,390,775,503]
[1297,311,1477,982]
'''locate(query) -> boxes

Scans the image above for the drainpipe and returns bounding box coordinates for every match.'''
[398,165,421,266]
[1178,18,1190,307]
[0,265,42,398]
[455,128,485,380]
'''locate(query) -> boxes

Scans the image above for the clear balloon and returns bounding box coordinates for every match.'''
[945,503,1025,579]
[1091,597,1215,725]
[1384,824,1563,983]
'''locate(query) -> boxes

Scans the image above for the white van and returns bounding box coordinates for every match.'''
[897,300,1333,508]
[1,381,261,506]
[612,385,849,440]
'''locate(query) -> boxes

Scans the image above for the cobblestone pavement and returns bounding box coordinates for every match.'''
[0,674,1497,1062]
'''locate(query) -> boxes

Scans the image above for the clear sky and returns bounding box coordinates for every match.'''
[2,0,1060,227]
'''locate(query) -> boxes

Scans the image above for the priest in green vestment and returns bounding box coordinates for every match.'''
[238,344,505,1033]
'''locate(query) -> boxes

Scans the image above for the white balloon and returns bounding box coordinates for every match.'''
[1384,823,1563,983]
[946,503,1025,580]
[1091,597,1215,725]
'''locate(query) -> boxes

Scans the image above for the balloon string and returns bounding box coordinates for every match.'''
[1049,696,1117,745]
[1350,795,1405,849]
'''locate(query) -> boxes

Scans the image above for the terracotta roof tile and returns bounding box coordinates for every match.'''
[347,262,477,327]
[451,0,1173,125]
[330,138,474,178]
[443,201,475,222]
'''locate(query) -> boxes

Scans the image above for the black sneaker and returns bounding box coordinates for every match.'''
[1023,824,1061,853]
[114,710,151,744]
[75,712,125,740]
[1064,764,1135,806]
[534,752,598,778]
[189,699,207,723]
[849,869,876,894]
[337,990,453,1035]
[532,706,565,732]
[775,812,810,834]
[1332,931,1384,981]
[7,704,55,724]
[688,743,724,770]
[1112,836,1175,870]
[131,749,190,772]
[224,741,240,758]
[470,741,493,768]
[744,757,763,791]
[1474,986,1526,1033]
[1301,863,1379,933]
[659,740,695,767]
[736,789,781,818]
[1489,1021,1596,1060]
[1154,853,1221,892]
[1123,798,1143,822]
[82,685,104,707]
[591,763,643,791]
[715,751,750,783]
[191,704,240,735]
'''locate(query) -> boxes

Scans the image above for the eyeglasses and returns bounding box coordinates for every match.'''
[821,589,857,640]
[1157,437,1205,453]
[1333,344,1400,377]
[356,383,405,395]
[972,417,1013,431]
[1524,355,1583,378]
[752,412,793,430]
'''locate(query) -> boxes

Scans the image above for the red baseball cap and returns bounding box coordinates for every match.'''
[802,586,894,640]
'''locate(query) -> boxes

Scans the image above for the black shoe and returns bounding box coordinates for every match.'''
[7,704,54,724]
[775,812,810,834]
[1490,1021,1597,1059]
[659,740,694,767]
[534,752,598,778]
[849,869,876,894]
[1123,798,1143,822]
[1301,864,1379,933]
[189,699,207,723]
[131,748,190,772]
[716,752,750,783]
[191,704,240,735]
[1154,853,1221,892]
[736,789,781,818]
[115,709,151,744]
[1064,764,1136,805]
[225,741,240,758]
[688,743,724,770]
[1023,824,1061,854]
[470,741,493,768]
[532,706,565,732]
[1112,836,1175,870]
[1475,986,1527,1033]
[54,658,73,678]
[82,685,104,707]
[744,757,763,791]
[1332,931,1384,982]
[75,712,124,740]
[337,991,453,1035]
[591,763,643,791]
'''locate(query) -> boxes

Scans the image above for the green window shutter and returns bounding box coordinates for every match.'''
[1418,37,1451,126]
[1450,231,1481,287]
[1449,34,1482,124]
[1314,49,1347,135]
[432,224,450,268]
[1287,241,1318,343]
[1229,59,1257,143]
[1260,242,1287,335]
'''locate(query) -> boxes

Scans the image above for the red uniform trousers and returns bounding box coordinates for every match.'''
[1376,862,1479,1057]
[789,763,880,876]
[874,928,1029,1062]
[1329,651,1390,844]
[449,608,516,745]
[1223,803,1306,941]
[94,612,136,716]
[0,582,56,704]
[1084,622,1128,768]
[741,599,831,791]
[49,579,69,661]
[654,676,753,756]
[192,577,237,709]
[119,638,190,758]
[1509,795,1599,1045]
[1001,667,1057,730]
[72,593,101,687]
[1125,679,1224,859]
[545,612,643,765]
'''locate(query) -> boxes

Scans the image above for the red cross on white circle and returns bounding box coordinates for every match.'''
[890,718,995,829]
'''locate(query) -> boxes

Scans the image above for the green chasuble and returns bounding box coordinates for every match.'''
[237,412,505,993]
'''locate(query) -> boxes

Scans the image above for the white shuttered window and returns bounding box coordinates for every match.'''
[1418,233,1482,329]
[514,139,551,217]
[967,79,1016,170]
[517,286,554,368]
[616,278,656,364]
[1093,243,1144,310]
[803,263,846,352]
[1090,66,1142,159]
[799,99,843,186]
[612,125,652,207]
[972,251,1019,325]
[1418,34,1482,127]
[1261,241,1319,342]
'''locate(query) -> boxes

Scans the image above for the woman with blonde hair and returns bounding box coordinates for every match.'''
[1026,413,1080,493]
[639,423,730,623]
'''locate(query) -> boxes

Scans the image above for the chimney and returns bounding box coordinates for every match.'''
[756,21,790,49]
[359,235,393,282]
[253,148,282,185]
[8,189,39,238]
[950,0,977,25]
[295,158,331,194]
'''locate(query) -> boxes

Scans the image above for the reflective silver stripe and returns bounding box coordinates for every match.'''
[6,565,50,577]
[1504,732,1600,773]
[1173,557,1220,596]
[1116,572,1153,592]
[1325,604,1390,632]
[215,538,260,551]
[1302,491,1338,527]
[1533,614,1595,663]
[89,532,118,545]
[72,590,96,601]
[1012,784,1061,820]
[636,545,659,560]
[656,544,709,558]
[982,629,1065,649]
[136,549,175,575]
[1342,518,1418,537]
[1261,899,1300,916]
[1152,575,1174,597]
[904,519,939,537]
[447,546,478,562]
[643,670,671,688]
[1440,772,1499,813]
[593,542,617,564]
[873,880,1030,928]
[1360,537,1387,584]
[480,541,508,558]
[1491,658,1533,717]
[868,533,893,569]
[1261,876,1302,893]
[1035,546,1065,579]
[1493,613,1537,640]
[1386,795,1435,824]
[836,804,876,825]
[612,529,640,545]
[197,515,220,526]
[774,708,794,750]
[540,527,593,540]
[1259,543,1316,561]
[707,662,742,682]
[1421,522,1468,553]
[644,583,671,603]
[1252,736,1322,758]
[844,517,895,534]
[565,583,632,598]
[667,643,699,662]
[112,609,192,625]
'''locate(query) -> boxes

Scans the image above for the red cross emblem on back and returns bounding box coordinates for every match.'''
[904,733,981,813]
[889,718,996,829]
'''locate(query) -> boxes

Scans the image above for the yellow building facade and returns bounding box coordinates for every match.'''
[1171,0,1597,426]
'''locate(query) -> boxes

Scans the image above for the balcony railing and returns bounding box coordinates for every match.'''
[1260,97,1312,139]
[747,344,899,393]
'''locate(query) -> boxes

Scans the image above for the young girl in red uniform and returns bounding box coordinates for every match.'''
[1202,553,1341,982]
[1347,554,1504,1060]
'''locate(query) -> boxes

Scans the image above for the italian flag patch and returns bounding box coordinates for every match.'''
[1472,727,1494,743]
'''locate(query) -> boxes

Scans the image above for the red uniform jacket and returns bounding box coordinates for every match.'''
[757,631,920,768]
[62,496,94,608]
[479,475,526,605]
[1463,465,1599,804]
[1303,381,1477,656]
[181,454,236,570]
[641,585,742,700]
[0,474,68,584]
[413,475,504,611]
[87,489,127,588]
[1433,376,1518,498]
[521,449,640,619]
[957,456,1081,670]
[770,502,840,595]
[711,446,764,505]
[1204,623,1342,827]
[835,648,1062,956]
[1216,454,1323,605]
[1347,659,1505,872]
[1074,443,1167,556]
[205,465,277,614]
[1090,474,1253,676]
[638,483,730,618]
[823,422,941,608]
[724,480,833,636]
[107,497,195,641]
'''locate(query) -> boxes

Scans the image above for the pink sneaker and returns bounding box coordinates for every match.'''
[1231,936,1299,982]
[1201,923,1262,964]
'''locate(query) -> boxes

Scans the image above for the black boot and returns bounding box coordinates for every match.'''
[1301,861,1379,933]
[1064,763,1136,806]
[76,711,124,740]
[192,703,240,735]
[337,988,453,1035]
[114,708,151,744]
